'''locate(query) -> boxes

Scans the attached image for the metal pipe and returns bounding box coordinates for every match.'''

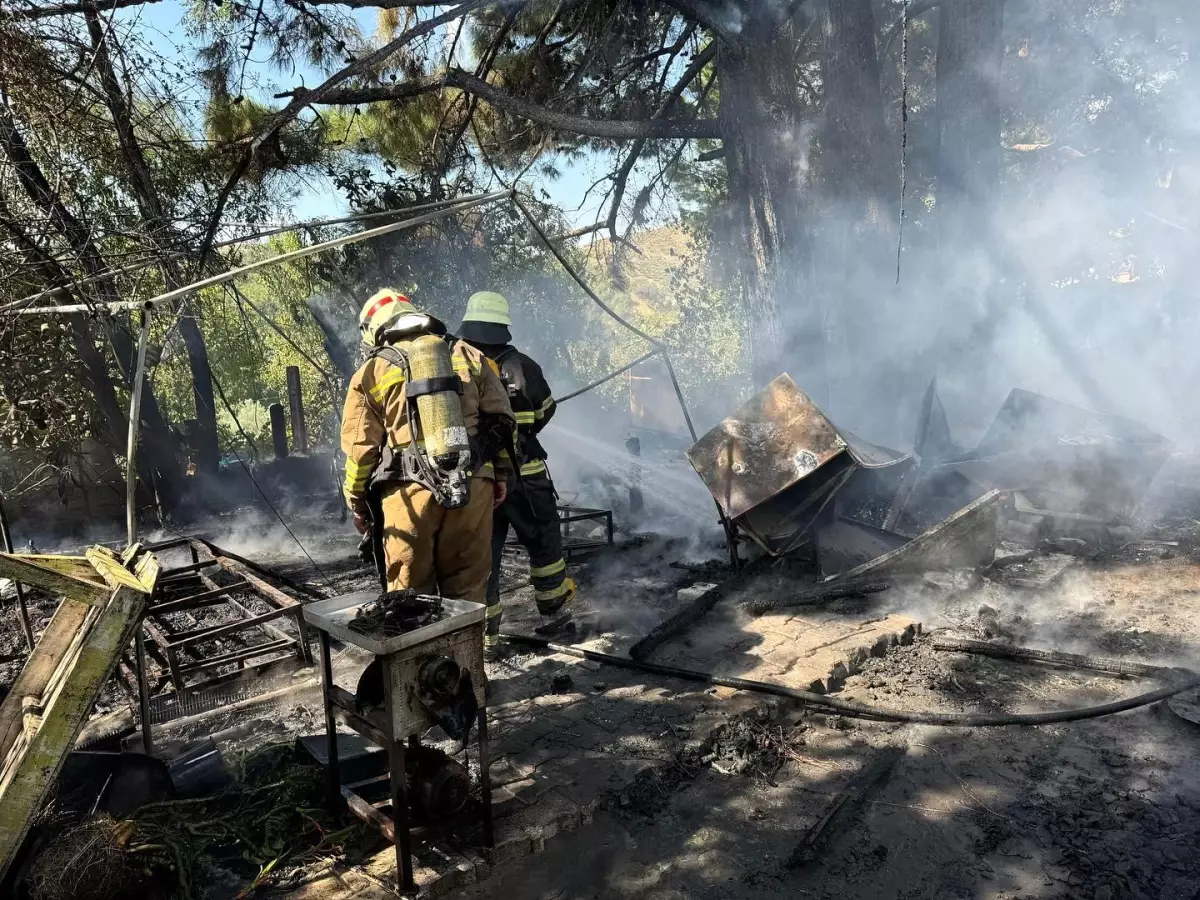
[126,309,151,546]
[511,194,662,347]
[1,191,508,314]
[15,190,511,316]
[554,347,661,403]
[660,351,698,443]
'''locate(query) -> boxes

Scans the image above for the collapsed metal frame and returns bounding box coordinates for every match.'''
[503,503,615,563]
[118,538,312,750]
[558,504,615,559]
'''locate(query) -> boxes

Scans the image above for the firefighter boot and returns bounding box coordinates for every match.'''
[533,576,577,636]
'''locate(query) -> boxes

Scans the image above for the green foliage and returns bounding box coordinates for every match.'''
[151,232,342,457]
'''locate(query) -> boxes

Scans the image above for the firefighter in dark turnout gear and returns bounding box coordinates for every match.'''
[459,291,575,652]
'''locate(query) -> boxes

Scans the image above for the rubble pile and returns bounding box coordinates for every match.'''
[687,374,1173,584]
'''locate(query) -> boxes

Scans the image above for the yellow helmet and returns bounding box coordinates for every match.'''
[358,288,414,347]
[459,290,512,344]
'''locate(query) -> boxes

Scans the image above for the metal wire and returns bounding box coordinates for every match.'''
[11,190,512,316]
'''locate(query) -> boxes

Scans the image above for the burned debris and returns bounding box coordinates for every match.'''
[687,374,1172,593]
[0,359,1187,900]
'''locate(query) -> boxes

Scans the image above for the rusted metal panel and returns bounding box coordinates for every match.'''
[828,489,1003,582]
[687,375,849,521]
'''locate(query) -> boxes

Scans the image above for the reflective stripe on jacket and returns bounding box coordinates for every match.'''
[339,337,515,514]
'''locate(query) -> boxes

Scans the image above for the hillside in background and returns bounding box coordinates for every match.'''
[584,226,695,317]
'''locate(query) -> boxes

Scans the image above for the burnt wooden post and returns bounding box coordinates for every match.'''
[625,435,643,516]
[0,499,34,652]
[269,403,289,459]
[286,366,308,453]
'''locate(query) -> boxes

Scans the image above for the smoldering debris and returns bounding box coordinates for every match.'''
[687,373,1174,585]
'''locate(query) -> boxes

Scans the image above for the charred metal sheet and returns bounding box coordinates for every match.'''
[842,431,910,469]
[914,377,959,464]
[815,514,910,579]
[687,375,848,521]
[736,453,856,555]
[688,375,911,557]
[937,389,1171,518]
[827,490,1003,582]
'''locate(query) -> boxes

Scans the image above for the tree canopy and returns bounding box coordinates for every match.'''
[2,0,1198,517]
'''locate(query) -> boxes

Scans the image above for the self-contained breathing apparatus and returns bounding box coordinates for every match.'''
[372,334,473,511]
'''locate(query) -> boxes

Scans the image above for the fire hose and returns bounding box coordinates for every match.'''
[500,632,1200,727]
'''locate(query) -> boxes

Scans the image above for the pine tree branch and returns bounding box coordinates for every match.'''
[2,0,164,20]
[605,40,717,238]
[194,0,491,276]
[282,68,722,139]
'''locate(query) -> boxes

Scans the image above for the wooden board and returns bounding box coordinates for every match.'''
[0,545,158,882]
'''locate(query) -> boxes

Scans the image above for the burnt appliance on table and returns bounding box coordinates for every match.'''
[303,590,493,891]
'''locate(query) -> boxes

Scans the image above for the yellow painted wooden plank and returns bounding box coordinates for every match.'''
[0,554,109,606]
[8,554,99,579]
[0,600,94,773]
[0,552,149,882]
[86,545,158,594]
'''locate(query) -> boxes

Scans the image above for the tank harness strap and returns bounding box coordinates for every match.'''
[408,375,464,398]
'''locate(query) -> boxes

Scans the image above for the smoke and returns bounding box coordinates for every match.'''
[538,403,727,559]
[754,0,1200,460]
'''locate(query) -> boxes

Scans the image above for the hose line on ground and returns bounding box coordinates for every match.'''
[499,632,1200,728]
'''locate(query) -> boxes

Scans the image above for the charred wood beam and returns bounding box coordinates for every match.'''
[749,581,892,617]
[283,69,722,140]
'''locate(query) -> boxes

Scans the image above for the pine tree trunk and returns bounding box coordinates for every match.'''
[936,0,1005,246]
[821,0,892,231]
[818,0,895,413]
[718,11,812,391]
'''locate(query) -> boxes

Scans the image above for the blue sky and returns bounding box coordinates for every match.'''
[122,1,611,228]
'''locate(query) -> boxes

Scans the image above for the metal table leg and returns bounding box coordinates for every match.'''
[319,631,341,809]
[382,655,415,891]
[477,709,494,848]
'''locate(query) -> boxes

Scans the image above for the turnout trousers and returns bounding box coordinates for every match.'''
[380,476,494,604]
[485,470,574,646]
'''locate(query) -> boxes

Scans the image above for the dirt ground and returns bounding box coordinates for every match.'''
[7,497,1200,900]
[458,555,1200,900]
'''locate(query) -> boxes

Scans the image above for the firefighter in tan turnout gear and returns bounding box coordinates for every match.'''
[340,288,516,604]
[458,290,576,653]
